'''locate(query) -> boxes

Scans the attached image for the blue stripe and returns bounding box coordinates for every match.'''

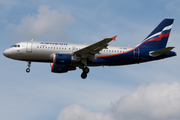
[162,29,171,34]
[144,29,171,42]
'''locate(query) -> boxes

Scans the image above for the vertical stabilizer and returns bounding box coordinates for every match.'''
[138,19,174,49]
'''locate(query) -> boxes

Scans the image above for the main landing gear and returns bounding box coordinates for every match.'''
[80,58,90,79]
[26,61,31,73]
[81,67,90,79]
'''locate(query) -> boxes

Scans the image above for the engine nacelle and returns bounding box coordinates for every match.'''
[53,53,79,65]
[51,63,76,73]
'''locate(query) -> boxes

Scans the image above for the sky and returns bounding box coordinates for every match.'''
[1,0,180,120]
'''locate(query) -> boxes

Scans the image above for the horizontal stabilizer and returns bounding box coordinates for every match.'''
[149,47,175,57]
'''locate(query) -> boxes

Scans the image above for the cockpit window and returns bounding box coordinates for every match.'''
[11,45,20,47]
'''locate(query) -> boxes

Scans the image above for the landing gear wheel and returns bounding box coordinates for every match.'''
[26,68,30,73]
[26,61,31,73]
[81,72,87,79]
[80,66,89,79]
[83,67,90,73]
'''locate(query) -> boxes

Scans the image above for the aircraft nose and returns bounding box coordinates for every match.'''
[3,49,11,57]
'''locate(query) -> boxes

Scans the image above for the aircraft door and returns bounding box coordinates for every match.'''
[26,42,32,53]
[133,48,139,59]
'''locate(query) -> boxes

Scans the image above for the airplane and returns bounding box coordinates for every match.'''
[3,19,176,79]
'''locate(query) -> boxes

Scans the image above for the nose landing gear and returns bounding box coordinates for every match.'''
[26,61,31,73]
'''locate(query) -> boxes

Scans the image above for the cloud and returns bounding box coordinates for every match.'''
[57,104,113,120]
[57,82,180,120]
[8,5,74,41]
[111,82,180,120]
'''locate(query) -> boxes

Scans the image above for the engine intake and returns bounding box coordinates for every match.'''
[51,63,76,73]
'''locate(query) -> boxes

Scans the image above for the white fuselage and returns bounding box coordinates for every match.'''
[3,41,134,63]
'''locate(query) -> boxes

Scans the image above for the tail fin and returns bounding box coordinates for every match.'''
[138,19,174,49]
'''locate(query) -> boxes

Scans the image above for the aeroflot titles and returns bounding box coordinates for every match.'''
[40,42,128,50]
[40,42,68,45]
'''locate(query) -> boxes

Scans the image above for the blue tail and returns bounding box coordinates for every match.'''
[138,19,174,49]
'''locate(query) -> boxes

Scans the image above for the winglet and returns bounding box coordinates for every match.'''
[111,35,117,41]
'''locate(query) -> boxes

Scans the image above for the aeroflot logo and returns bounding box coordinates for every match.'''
[40,42,68,45]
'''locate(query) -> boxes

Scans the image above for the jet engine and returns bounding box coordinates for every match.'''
[51,63,76,73]
[53,53,80,65]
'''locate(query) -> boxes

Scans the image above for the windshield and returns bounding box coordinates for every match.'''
[11,45,20,47]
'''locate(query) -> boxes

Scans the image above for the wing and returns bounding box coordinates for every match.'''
[73,36,117,61]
